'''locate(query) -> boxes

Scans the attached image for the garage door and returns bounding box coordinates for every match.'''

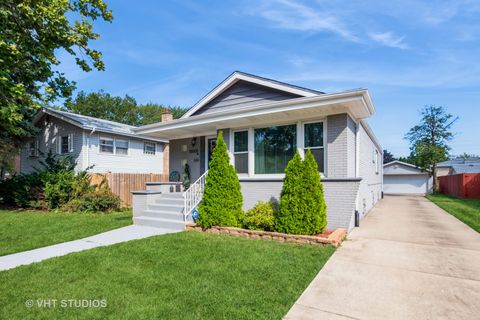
[384,175,428,194]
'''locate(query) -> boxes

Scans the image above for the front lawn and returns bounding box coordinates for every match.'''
[427,194,480,232]
[0,232,335,319]
[0,210,132,256]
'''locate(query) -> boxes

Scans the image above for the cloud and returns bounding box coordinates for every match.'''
[369,32,409,49]
[251,0,359,42]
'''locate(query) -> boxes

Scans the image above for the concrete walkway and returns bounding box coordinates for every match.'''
[285,195,480,320]
[0,225,176,271]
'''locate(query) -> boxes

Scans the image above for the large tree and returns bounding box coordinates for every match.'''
[65,91,189,125]
[65,91,138,125]
[1,0,112,144]
[383,149,396,164]
[405,105,457,191]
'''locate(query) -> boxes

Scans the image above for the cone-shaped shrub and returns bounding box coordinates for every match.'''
[275,150,304,234]
[276,149,327,235]
[302,149,327,234]
[197,131,243,228]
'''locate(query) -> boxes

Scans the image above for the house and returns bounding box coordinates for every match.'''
[437,158,480,176]
[383,160,432,195]
[132,71,383,232]
[20,108,169,176]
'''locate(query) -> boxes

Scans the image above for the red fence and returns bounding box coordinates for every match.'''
[439,174,480,198]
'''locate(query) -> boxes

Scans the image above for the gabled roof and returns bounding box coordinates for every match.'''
[181,71,324,118]
[451,164,480,174]
[437,158,480,167]
[34,108,167,143]
[384,160,421,169]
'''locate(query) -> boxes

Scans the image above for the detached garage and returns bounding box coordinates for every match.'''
[383,161,432,195]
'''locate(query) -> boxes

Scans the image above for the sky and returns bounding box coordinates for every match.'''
[57,0,480,157]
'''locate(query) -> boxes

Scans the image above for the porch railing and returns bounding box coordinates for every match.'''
[183,170,208,221]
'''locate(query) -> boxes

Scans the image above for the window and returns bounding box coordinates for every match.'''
[100,137,114,154]
[254,124,296,174]
[375,150,379,174]
[58,134,73,154]
[233,131,248,174]
[304,122,325,172]
[115,139,129,155]
[144,142,156,155]
[28,141,39,157]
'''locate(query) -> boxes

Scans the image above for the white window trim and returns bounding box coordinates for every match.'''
[28,140,39,157]
[229,118,327,178]
[302,120,327,174]
[115,139,129,156]
[99,136,114,154]
[143,141,156,155]
[57,134,74,154]
[232,129,249,176]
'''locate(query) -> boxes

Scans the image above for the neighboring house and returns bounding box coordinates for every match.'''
[20,108,168,175]
[133,71,383,232]
[383,160,432,195]
[437,158,480,176]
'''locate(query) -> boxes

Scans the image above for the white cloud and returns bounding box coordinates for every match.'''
[252,0,359,42]
[369,32,409,49]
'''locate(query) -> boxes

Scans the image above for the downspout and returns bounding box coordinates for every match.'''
[354,122,361,227]
[86,127,96,169]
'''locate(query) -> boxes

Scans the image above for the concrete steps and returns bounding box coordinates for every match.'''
[134,192,188,231]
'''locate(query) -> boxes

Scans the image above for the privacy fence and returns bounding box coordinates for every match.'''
[91,173,168,207]
[439,174,480,199]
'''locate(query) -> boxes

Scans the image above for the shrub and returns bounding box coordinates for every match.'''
[242,201,276,231]
[275,150,304,234]
[197,131,243,228]
[62,188,120,213]
[275,150,327,235]
[301,149,327,234]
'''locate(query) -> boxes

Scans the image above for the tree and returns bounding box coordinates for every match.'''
[0,137,19,180]
[301,149,327,234]
[455,153,480,160]
[197,131,243,228]
[1,0,113,144]
[64,92,189,125]
[65,91,138,125]
[405,105,457,191]
[275,151,304,234]
[383,149,396,164]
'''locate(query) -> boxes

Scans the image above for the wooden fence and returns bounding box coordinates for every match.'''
[91,173,168,207]
[439,174,480,198]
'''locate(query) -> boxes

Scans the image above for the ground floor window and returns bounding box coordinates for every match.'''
[304,122,325,173]
[234,131,248,174]
[144,142,156,155]
[254,124,297,174]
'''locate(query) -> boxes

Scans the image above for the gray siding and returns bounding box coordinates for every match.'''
[240,179,360,231]
[357,121,383,225]
[326,114,356,178]
[20,115,84,173]
[85,134,164,174]
[192,80,301,116]
[169,137,204,182]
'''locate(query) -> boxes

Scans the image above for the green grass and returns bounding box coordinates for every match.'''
[427,194,480,232]
[0,232,335,320]
[0,210,132,256]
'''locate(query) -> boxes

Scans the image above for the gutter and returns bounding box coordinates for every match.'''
[135,89,373,135]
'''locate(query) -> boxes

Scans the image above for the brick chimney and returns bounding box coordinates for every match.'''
[161,108,173,122]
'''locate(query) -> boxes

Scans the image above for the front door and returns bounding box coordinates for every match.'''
[206,137,217,169]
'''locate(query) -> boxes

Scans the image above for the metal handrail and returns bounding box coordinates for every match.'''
[182,170,208,221]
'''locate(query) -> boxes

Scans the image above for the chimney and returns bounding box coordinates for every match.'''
[161,108,173,122]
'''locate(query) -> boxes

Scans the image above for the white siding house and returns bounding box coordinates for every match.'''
[20,108,168,175]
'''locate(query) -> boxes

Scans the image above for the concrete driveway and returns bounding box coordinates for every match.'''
[285,195,480,320]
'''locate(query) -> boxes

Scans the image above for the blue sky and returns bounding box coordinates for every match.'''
[58,0,480,157]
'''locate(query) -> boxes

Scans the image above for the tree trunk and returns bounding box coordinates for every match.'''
[432,163,437,193]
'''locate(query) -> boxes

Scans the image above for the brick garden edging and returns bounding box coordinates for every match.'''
[186,225,347,247]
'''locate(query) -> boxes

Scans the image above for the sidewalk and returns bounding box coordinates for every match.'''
[0,225,176,271]
[285,195,480,320]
